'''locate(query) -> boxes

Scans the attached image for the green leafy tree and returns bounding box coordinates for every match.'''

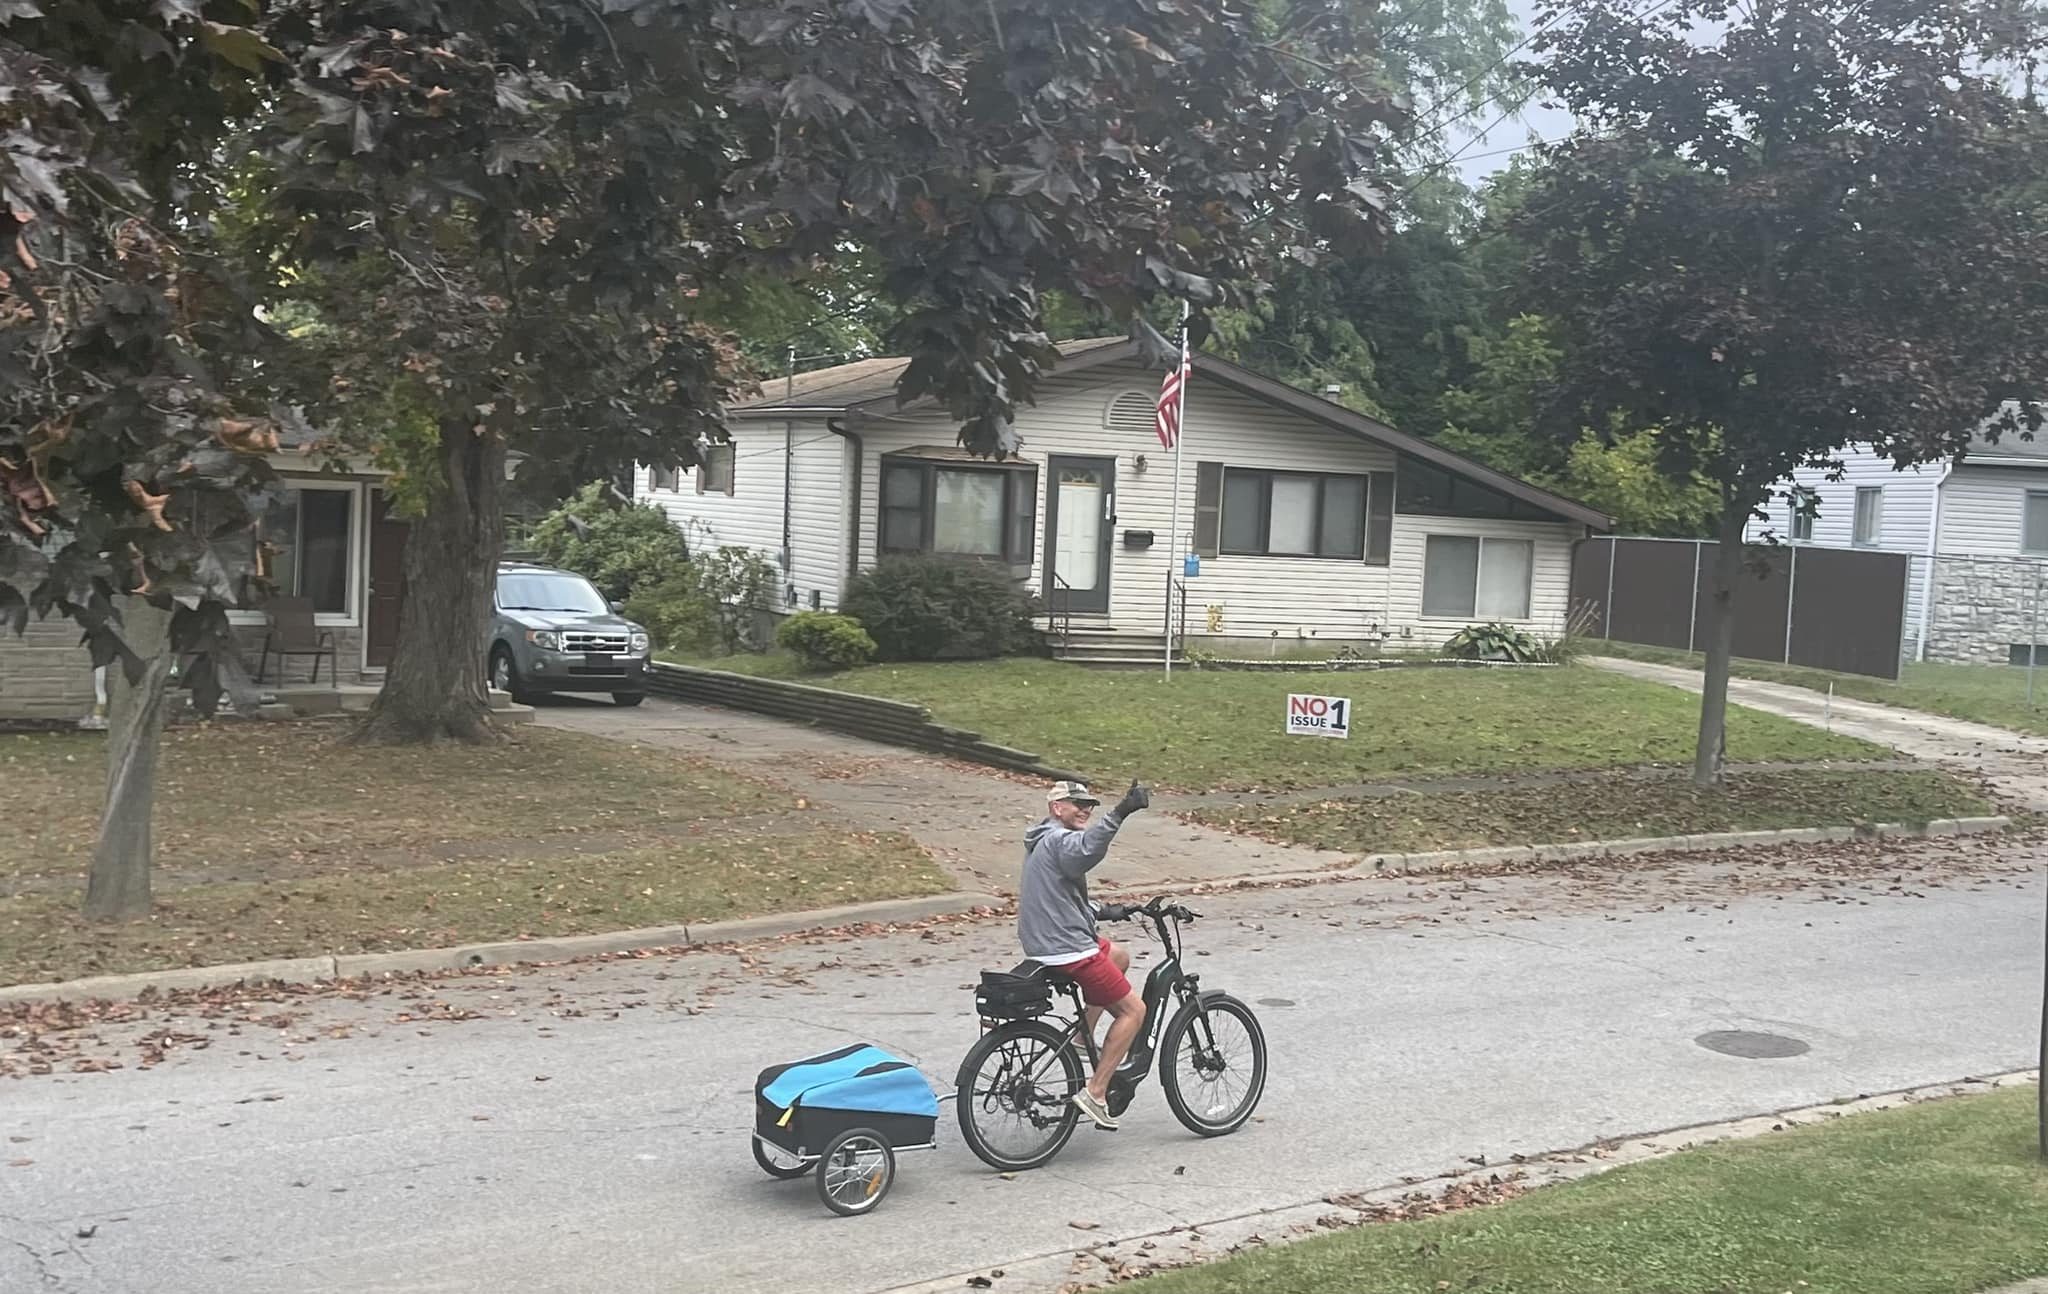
[1517,0,2048,788]
[244,0,1403,745]
[528,484,692,605]
[2,2,285,919]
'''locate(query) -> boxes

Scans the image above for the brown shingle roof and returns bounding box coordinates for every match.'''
[729,336,1131,413]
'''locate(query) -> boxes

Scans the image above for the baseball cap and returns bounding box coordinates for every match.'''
[1047,780,1100,807]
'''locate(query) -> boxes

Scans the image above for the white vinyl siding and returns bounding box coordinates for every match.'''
[847,363,1582,643]
[637,424,851,612]
[1936,465,2048,556]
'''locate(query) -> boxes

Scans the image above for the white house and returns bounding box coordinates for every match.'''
[639,337,1612,660]
[1746,413,2048,663]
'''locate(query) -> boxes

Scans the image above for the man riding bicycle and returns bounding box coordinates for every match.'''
[1017,777,1151,1130]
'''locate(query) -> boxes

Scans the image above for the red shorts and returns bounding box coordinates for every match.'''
[1062,937,1132,1008]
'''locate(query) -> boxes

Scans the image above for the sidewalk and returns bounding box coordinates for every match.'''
[1588,656,2048,810]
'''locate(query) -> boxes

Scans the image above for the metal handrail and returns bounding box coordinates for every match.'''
[1169,576,1189,662]
[1049,571,1073,654]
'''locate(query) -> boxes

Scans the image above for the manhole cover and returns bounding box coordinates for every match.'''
[1695,1030,1810,1059]
[1257,998,1297,1008]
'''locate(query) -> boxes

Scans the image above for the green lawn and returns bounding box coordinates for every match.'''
[1140,1086,2048,1294]
[0,723,951,986]
[669,654,1886,791]
[1189,767,1994,854]
[1594,640,2048,737]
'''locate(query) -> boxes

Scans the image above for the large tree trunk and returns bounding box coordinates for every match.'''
[1692,503,1747,789]
[84,598,175,921]
[352,429,507,745]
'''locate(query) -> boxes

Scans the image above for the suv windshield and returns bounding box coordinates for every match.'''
[497,572,610,615]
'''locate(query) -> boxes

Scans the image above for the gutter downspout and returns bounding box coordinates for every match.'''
[827,416,864,595]
[1915,461,1953,663]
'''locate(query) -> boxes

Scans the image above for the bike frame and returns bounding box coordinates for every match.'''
[1029,904,1216,1113]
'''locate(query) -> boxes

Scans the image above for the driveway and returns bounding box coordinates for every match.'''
[3,831,2040,1294]
[535,698,1352,897]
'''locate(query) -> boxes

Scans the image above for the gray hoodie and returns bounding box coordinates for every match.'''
[1017,809,1127,962]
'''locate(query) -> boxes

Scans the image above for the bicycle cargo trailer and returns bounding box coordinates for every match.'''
[751,1044,941,1216]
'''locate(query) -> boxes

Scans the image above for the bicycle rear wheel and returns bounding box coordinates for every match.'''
[955,1019,1084,1171]
[1159,993,1267,1137]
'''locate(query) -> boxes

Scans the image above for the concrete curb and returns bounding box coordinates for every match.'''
[1146,815,2017,895]
[0,892,1002,1006]
[880,1068,2043,1294]
[1358,815,2012,876]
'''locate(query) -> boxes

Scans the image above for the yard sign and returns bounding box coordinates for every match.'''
[1284,693,1351,739]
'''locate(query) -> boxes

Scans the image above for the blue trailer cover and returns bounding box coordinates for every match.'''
[762,1045,938,1120]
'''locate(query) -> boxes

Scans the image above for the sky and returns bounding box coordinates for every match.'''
[1445,0,1577,187]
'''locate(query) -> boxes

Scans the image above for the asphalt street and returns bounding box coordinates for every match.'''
[4,834,2041,1294]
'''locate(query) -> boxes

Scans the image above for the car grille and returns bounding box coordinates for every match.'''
[562,629,632,654]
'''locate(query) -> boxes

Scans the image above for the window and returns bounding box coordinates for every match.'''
[256,486,354,615]
[1789,488,1816,541]
[1218,468,1376,560]
[696,443,735,496]
[1852,486,1882,546]
[1421,535,1534,620]
[496,570,610,615]
[647,464,681,492]
[1399,460,1557,521]
[878,457,1038,566]
[2024,491,2048,554]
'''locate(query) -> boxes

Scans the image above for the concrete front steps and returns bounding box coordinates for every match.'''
[1045,627,1184,668]
[270,683,536,725]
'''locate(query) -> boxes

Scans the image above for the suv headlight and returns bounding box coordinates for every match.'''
[525,629,561,651]
[629,631,650,654]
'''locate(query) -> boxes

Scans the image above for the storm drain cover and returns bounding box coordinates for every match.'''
[1695,1030,1810,1059]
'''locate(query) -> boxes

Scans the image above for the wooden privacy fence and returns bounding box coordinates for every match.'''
[1569,537,1909,680]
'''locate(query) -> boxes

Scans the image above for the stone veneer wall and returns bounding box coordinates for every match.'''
[1,618,376,719]
[1924,554,2048,664]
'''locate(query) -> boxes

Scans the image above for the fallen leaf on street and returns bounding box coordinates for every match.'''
[1069,1220,1100,1231]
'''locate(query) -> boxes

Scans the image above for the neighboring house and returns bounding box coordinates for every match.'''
[1745,410,2048,663]
[0,440,415,720]
[638,337,1612,659]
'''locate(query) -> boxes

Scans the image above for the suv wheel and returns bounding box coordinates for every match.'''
[490,646,532,705]
[612,692,645,708]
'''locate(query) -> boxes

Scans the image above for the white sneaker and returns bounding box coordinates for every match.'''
[1071,1089,1118,1130]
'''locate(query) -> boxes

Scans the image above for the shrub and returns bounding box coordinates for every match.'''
[1442,622,1543,662]
[841,555,1038,662]
[619,544,781,657]
[621,571,720,656]
[1534,601,1602,664]
[776,612,878,672]
[529,481,691,603]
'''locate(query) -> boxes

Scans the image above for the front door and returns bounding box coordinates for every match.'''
[365,489,410,670]
[1043,456,1115,617]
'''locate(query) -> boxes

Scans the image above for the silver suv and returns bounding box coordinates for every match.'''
[488,561,652,707]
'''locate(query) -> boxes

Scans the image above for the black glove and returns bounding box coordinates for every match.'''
[1095,902,1131,922]
[1114,779,1150,818]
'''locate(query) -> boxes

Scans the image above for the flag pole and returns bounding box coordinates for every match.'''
[1164,300,1190,679]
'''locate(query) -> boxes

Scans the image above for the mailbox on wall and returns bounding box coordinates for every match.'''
[1122,529,1155,549]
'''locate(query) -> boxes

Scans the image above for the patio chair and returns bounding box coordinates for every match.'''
[256,596,337,685]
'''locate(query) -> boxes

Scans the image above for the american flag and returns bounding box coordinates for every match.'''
[1154,323,1191,451]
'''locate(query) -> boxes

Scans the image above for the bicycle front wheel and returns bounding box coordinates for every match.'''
[1160,993,1267,1137]
[955,1019,1084,1172]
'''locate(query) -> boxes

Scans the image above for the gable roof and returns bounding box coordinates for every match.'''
[732,336,1611,530]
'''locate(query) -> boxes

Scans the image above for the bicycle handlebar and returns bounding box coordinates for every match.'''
[1098,897,1200,924]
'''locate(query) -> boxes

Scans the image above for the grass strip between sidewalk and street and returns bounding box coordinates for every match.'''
[663,655,1887,792]
[0,722,951,987]
[1187,767,1996,855]
[1138,1085,2048,1294]
[1592,639,2048,738]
